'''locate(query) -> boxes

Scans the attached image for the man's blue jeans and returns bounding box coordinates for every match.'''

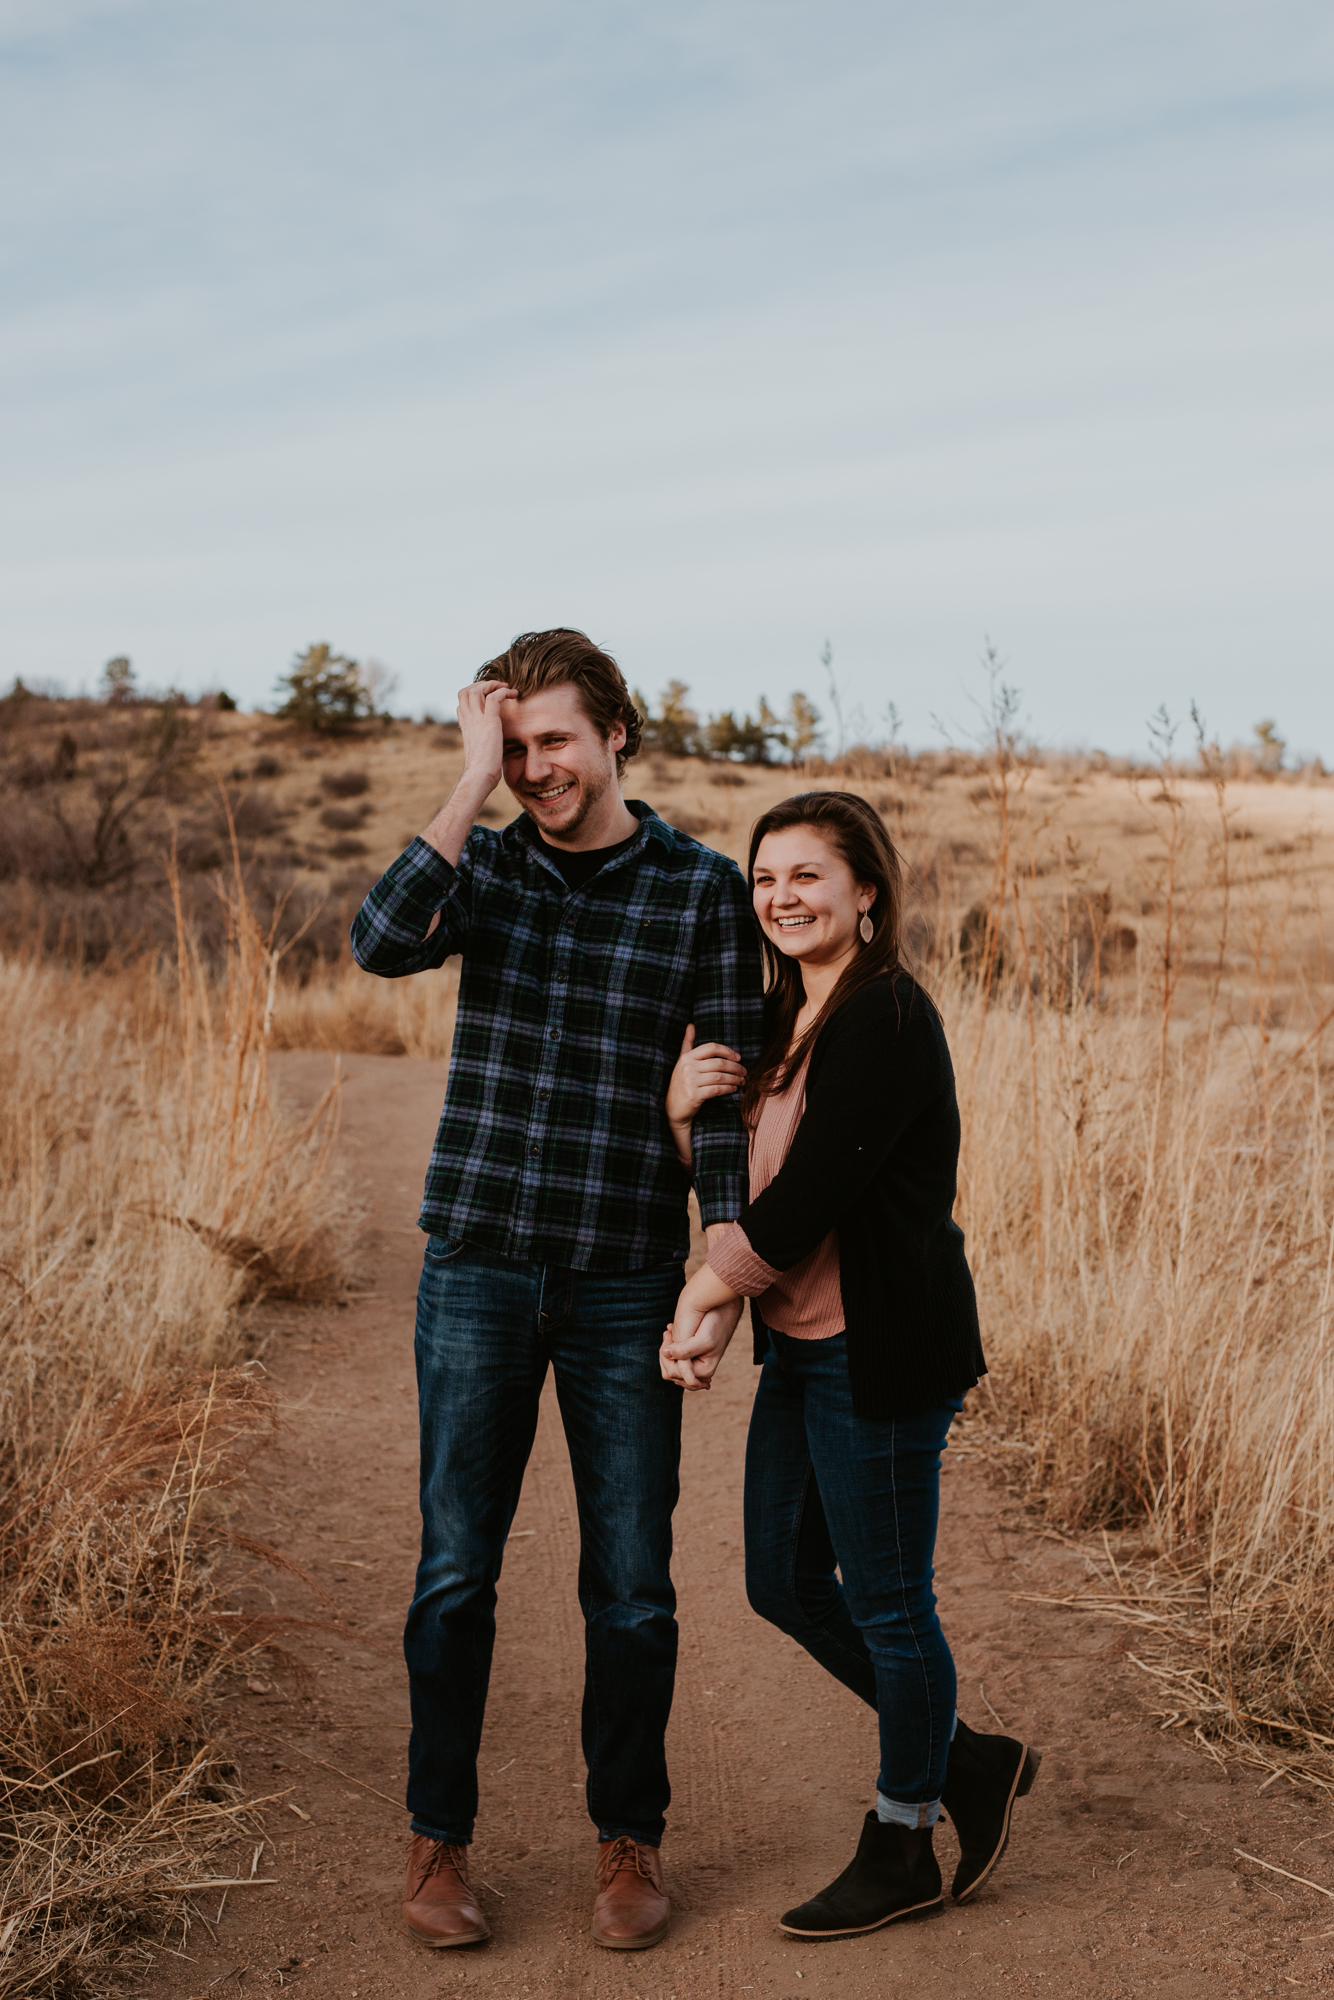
[744,1326,963,1822]
[405,1235,684,1848]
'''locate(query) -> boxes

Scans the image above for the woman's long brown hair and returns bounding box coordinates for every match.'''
[741,790,912,1121]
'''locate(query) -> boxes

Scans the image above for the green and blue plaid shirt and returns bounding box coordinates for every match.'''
[350,801,763,1272]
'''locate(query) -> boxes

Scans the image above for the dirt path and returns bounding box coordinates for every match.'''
[146,1054,1333,2000]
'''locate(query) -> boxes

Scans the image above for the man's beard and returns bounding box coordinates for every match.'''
[523,761,612,841]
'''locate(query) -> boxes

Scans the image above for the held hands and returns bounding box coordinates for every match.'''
[666,1024,747,1128]
[659,1296,743,1393]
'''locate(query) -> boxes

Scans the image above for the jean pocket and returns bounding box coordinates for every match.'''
[422,1233,467,1267]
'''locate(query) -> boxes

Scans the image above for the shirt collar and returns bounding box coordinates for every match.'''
[503,796,671,859]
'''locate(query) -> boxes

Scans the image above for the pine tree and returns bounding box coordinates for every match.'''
[101,655,136,705]
[274,643,374,732]
[643,679,700,757]
[1253,719,1286,777]
[784,690,822,764]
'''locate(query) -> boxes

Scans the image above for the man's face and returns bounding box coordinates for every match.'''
[499,683,626,842]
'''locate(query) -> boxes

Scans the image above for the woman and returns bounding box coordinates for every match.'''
[661,790,1038,1941]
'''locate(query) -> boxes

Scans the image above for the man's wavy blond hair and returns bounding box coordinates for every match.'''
[474,628,642,776]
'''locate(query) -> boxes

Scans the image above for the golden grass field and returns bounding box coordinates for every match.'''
[2,697,1332,1993]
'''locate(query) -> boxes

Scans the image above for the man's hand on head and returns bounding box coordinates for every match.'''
[416,682,516,870]
[456,680,517,798]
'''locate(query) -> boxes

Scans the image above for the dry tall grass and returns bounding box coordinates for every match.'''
[939,740,1334,1792]
[271,956,458,1061]
[0,864,355,1998]
[956,978,1333,1785]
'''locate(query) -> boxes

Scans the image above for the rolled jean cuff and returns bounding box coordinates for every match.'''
[876,1792,942,1829]
[410,1817,472,1846]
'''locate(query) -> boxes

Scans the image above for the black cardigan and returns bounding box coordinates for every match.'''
[738,971,986,1419]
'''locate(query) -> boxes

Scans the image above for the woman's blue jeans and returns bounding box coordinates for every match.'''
[405,1235,684,1848]
[744,1326,963,1822]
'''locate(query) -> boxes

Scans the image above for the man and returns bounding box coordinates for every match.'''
[350,628,762,1952]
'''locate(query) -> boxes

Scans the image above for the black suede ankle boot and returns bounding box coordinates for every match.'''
[940,1716,1041,1902]
[778,1813,943,1940]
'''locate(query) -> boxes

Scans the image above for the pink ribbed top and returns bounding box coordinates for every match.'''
[706,1052,844,1340]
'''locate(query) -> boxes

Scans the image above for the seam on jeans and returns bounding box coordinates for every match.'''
[788,1461,819,1624]
[888,1414,938,1810]
[583,1561,606,1835]
[780,1364,880,1688]
[792,1480,883,1686]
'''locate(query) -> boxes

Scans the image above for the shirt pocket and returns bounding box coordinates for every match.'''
[632,907,696,974]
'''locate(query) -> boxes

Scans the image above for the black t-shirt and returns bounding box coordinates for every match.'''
[537,827,642,891]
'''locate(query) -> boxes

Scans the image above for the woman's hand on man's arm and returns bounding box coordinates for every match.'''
[665,1023,746,1169]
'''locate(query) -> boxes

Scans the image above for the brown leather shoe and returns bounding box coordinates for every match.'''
[592,1836,670,1950]
[402,1834,490,1947]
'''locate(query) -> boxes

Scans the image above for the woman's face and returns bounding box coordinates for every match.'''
[751,825,873,968]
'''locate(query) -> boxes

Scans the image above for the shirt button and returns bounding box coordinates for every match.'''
[529,1143,540,1158]
[538,1089,551,1100]
[549,1029,561,1041]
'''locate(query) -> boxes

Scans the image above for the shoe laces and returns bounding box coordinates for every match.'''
[598,1835,653,1883]
[414,1840,469,1892]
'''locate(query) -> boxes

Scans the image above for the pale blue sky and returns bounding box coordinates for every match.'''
[4,0,1332,755]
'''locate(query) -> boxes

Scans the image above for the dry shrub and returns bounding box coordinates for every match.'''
[0,863,356,1996]
[320,768,370,799]
[214,791,289,842]
[665,805,724,837]
[319,802,370,831]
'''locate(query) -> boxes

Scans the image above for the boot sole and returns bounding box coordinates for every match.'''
[592,1918,671,1950]
[403,1919,491,1948]
[778,1892,943,1940]
[953,1745,1041,1904]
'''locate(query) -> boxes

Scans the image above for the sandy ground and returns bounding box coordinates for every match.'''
[142,1053,1334,2000]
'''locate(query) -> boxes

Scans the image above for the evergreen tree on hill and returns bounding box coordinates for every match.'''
[274,643,375,732]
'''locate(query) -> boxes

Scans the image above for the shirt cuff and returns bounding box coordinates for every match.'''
[707,1222,780,1297]
[387,836,460,908]
[693,1169,750,1228]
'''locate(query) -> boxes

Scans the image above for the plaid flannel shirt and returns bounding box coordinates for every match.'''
[350,801,763,1272]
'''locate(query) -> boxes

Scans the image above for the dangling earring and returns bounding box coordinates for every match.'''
[859,908,874,944]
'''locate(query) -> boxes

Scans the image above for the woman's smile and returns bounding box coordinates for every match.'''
[752,826,869,966]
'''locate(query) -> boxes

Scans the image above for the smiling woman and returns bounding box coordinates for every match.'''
[660,787,1027,1941]
[741,790,907,1118]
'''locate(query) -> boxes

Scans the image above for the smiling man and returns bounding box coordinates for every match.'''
[350,629,762,1952]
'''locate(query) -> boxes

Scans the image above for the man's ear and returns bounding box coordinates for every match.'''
[607,719,628,756]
